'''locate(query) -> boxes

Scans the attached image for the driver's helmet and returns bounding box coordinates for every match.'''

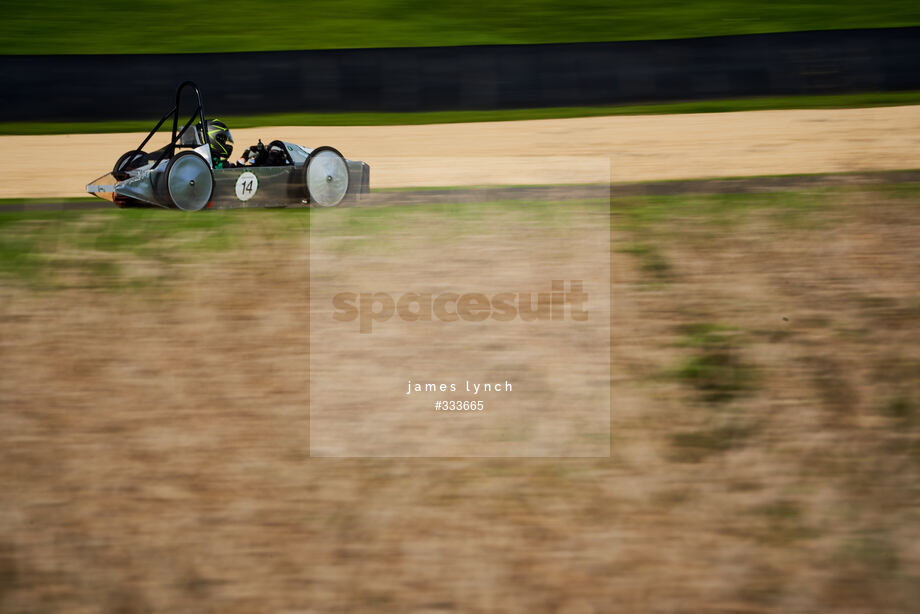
[201,119,234,162]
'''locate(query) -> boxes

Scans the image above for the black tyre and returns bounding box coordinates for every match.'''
[163,151,214,211]
[303,146,349,207]
[113,150,147,180]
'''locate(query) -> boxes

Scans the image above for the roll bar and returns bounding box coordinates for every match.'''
[134,81,212,169]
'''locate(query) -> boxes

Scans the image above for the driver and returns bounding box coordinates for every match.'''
[200,119,234,168]
[196,119,274,168]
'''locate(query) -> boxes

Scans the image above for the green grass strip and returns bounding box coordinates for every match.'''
[2,1,919,55]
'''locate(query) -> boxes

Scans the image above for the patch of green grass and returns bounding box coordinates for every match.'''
[678,323,736,347]
[747,499,819,544]
[669,422,758,462]
[616,190,827,232]
[837,534,901,575]
[880,395,917,422]
[753,499,802,521]
[309,198,607,257]
[868,182,920,200]
[0,209,84,226]
[824,533,906,608]
[3,1,919,55]
[676,353,754,403]
[374,182,610,193]
[71,209,242,257]
[0,210,88,285]
[617,242,672,282]
[314,198,604,232]
[5,91,920,135]
[0,231,42,283]
[0,208,247,290]
[673,323,756,404]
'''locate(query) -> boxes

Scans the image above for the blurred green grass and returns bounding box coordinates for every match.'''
[673,323,757,404]
[4,91,920,135]
[615,189,829,232]
[311,198,606,254]
[0,208,247,289]
[0,179,912,292]
[3,0,918,55]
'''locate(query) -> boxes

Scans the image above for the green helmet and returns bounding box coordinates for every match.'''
[202,119,234,161]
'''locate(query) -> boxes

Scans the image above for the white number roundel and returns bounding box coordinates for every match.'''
[235,171,259,201]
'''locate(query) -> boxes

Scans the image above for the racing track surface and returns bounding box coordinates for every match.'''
[1,105,919,199]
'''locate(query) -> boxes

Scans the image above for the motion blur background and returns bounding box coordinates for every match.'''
[2,1,920,612]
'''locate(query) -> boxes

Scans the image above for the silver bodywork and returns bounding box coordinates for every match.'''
[87,140,370,210]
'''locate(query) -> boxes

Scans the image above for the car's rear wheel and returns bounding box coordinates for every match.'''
[164,151,214,211]
[304,147,349,207]
[113,150,147,180]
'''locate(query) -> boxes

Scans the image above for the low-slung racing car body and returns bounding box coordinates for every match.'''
[87,81,370,210]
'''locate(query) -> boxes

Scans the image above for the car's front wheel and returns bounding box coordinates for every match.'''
[304,147,349,207]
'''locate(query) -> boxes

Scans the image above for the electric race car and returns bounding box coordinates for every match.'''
[87,81,370,210]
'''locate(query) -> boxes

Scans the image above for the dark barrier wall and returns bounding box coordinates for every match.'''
[2,27,918,121]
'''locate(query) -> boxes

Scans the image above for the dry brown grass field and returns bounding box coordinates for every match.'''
[1,178,919,611]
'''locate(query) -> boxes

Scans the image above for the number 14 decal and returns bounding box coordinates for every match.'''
[234,171,259,202]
